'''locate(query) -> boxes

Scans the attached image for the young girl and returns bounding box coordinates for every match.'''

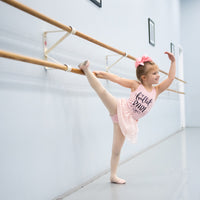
[78,52,176,184]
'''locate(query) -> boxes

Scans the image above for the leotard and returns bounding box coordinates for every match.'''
[111,84,157,143]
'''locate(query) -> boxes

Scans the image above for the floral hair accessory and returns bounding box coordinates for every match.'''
[135,55,152,68]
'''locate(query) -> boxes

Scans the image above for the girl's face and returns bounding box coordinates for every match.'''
[145,64,160,84]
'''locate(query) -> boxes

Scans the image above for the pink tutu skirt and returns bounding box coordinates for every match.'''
[117,99,138,143]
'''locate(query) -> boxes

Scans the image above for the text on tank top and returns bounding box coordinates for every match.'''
[127,84,156,120]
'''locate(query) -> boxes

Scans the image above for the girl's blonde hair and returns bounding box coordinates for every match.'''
[136,61,158,83]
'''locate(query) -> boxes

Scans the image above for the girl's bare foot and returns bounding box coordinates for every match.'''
[110,176,126,184]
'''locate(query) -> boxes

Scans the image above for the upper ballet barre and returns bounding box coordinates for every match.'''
[1,0,186,84]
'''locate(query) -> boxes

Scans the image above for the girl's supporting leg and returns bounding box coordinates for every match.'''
[110,123,126,184]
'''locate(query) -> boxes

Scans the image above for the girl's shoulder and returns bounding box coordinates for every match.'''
[130,81,140,92]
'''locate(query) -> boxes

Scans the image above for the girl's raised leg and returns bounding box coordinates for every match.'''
[78,61,117,115]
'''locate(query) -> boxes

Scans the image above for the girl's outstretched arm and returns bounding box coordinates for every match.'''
[156,52,176,95]
[94,71,139,89]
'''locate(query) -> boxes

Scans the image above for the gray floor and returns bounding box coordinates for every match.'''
[62,128,200,200]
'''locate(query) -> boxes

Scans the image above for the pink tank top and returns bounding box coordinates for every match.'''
[117,84,157,143]
[127,84,157,120]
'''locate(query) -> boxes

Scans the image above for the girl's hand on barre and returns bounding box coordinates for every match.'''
[93,71,108,79]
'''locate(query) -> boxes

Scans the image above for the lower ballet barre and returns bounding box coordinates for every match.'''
[0,50,185,94]
[0,50,84,75]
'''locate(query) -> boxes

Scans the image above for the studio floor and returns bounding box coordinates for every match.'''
[61,128,200,200]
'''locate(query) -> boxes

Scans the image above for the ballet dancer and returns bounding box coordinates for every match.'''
[78,52,176,184]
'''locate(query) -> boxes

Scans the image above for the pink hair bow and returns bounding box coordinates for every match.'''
[135,55,152,68]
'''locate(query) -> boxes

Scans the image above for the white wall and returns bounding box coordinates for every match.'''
[181,0,200,127]
[0,0,182,199]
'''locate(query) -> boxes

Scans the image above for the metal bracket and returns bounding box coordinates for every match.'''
[105,53,128,72]
[42,26,76,70]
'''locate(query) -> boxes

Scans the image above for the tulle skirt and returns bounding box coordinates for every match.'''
[117,99,138,143]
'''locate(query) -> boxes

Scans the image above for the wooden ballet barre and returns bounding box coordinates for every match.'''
[1,0,133,60]
[166,88,185,95]
[159,69,186,83]
[0,50,84,75]
[0,49,185,94]
[1,0,186,84]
